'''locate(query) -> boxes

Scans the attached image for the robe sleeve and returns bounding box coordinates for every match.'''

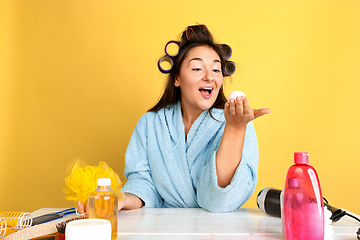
[196,121,259,213]
[121,114,163,208]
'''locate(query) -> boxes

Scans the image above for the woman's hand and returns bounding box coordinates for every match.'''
[224,96,271,127]
[216,96,270,188]
[76,193,143,215]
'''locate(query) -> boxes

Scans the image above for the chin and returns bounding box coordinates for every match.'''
[198,101,216,111]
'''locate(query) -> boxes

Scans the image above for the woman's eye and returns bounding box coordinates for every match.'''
[192,68,202,71]
[213,69,221,73]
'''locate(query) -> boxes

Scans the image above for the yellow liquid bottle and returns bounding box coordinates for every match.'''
[89,178,118,240]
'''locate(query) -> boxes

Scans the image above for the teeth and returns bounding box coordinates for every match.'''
[200,87,213,91]
[199,87,213,94]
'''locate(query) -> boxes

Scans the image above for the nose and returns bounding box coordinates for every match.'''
[203,69,214,82]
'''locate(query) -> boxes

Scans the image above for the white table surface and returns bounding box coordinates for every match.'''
[32,208,360,240]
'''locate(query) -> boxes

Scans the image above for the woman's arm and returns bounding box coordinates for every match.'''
[196,121,259,212]
[216,96,270,188]
[119,192,144,210]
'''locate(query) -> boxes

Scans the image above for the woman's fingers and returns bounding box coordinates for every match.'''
[225,96,270,122]
[77,201,89,217]
[241,96,251,114]
[235,96,245,114]
[229,98,237,115]
[77,201,85,213]
[226,96,245,116]
[241,97,271,119]
[253,108,271,118]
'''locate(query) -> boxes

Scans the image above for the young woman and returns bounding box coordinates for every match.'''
[80,24,270,214]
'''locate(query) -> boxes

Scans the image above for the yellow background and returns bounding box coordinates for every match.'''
[1,0,360,214]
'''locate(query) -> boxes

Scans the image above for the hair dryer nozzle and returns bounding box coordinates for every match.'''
[256,188,282,218]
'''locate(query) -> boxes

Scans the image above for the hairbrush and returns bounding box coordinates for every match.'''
[31,208,76,226]
[3,217,86,240]
[55,217,87,239]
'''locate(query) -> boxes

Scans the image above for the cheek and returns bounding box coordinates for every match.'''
[214,78,223,96]
[216,76,224,86]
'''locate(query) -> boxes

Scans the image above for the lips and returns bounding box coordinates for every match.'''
[198,86,214,99]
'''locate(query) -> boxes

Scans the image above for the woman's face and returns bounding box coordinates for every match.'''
[174,45,223,115]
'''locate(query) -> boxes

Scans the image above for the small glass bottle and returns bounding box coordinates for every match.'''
[89,178,118,240]
[282,152,324,240]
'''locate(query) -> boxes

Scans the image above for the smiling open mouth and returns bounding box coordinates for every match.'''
[199,87,213,95]
[198,87,214,99]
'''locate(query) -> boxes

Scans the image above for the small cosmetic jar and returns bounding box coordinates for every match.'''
[65,218,111,240]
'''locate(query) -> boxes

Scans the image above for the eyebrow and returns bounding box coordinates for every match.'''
[189,57,221,63]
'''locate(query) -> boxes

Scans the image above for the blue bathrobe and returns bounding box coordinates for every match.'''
[122,101,259,213]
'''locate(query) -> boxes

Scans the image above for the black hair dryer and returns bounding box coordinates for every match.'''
[256,188,282,218]
[256,188,347,222]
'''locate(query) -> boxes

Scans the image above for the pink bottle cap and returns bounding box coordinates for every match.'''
[294,152,309,164]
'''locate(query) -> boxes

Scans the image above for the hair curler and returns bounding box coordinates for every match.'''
[220,44,232,60]
[158,56,174,73]
[0,218,6,237]
[0,212,32,237]
[224,61,236,76]
[164,41,180,57]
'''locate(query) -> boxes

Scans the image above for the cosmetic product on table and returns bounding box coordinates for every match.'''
[282,152,324,240]
[65,218,111,240]
[89,178,118,240]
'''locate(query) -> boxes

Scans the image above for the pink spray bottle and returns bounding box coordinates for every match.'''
[282,152,325,240]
